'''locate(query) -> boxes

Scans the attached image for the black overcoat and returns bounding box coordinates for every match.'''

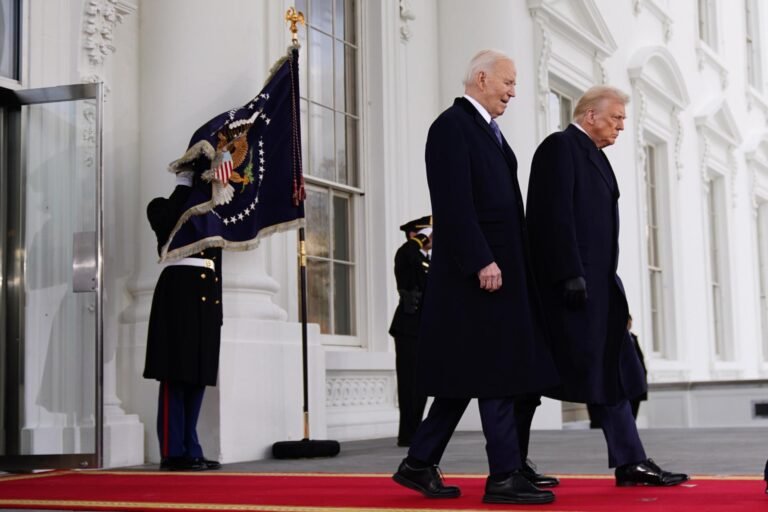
[418,97,558,398]
[526,124,646,404]
[143,185,223,387]
[389,238,429,338]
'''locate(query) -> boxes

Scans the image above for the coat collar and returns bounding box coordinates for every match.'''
[454,97,514,164]
[565,124,618,198]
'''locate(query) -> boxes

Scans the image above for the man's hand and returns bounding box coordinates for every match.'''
[563,276,587,308]
[477,262,502,292]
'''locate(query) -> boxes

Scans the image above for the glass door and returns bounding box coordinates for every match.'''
[0,83,103,470]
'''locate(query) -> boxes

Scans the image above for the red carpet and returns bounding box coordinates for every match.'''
[0,470,764,511]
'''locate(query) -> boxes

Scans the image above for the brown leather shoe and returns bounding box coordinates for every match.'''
[392,459,461,498]
[615,458,689,487]
[483,471,555,504]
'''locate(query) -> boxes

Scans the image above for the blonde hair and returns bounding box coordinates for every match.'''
[573,86,630,121]
[463,49,513,87]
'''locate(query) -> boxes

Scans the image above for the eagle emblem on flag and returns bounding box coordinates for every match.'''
[157,48,306,262]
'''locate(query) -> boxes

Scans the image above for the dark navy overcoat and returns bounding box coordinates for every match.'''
[418,97,558,398]
[526,124,646,405]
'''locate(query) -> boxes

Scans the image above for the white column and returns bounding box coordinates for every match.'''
[118,0,325,464]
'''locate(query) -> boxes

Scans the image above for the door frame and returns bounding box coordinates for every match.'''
[0,82,104,470]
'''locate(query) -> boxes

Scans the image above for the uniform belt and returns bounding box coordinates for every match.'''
[166,257,215,271]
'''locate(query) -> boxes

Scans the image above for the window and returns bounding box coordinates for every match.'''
[644,145,665,354]
[298,0,360,337]
[0,0,21,81]
[698,0,718,51]
[706,177,728,359]
[547,89,573,133]
[745,0,763,90]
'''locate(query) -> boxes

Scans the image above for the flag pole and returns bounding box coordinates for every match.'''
[272,7,340,459]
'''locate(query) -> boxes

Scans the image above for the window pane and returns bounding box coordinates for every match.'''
[336,0,356,44]
[0,0,20,80]
[334,262,353,335]
[307,259,331,334]
[309,0,333,33]
[335,113,347,183]
[309,29,334,106]
[333,195,350,260]
[305,188,330,257]
[345,116,358,187]
[334,41,346,112]
[560,96,572,130]
[295,0,308,16]
[309,103,335,180]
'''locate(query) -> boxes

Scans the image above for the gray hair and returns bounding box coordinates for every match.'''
[463,49,513,87]
[573,85,630,121]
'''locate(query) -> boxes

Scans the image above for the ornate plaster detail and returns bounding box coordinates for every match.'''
[82,0,135,67]
[399,0,415,43]
[635,90,648,177]
[673,108,683,180]
[535,16,552,113]
[326,376,390,408]
[699,132,711,188]
[728,148,739,208]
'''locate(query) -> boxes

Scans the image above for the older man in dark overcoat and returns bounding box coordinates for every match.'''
[526,85,688,487]
[391,49,558,506]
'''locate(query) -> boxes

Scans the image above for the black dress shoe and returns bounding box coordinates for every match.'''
[159,457,206,471]
[521,459,560,488]
[483,471,555,504]
[392,459,461,498]
[193,457,222,470]
[615,458,689,487]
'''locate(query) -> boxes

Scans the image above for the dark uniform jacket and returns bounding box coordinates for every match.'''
[143,185,223,387]
[526,124,646,405]
[389,238,430,338]
[418,97,559,398]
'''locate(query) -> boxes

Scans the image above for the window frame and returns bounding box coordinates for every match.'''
[300,0,364,346]
[0,0,24,89]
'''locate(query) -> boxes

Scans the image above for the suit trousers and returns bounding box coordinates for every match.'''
[408,396,522,476]
[394,336,427,445]
[157,381,205,459]
[587,400,647,467]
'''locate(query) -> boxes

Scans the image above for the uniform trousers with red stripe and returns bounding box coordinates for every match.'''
[157,381,205,460]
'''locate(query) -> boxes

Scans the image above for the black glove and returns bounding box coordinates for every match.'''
[562,276,587,309]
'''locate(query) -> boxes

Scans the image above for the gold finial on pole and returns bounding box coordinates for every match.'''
[285,7,305,46]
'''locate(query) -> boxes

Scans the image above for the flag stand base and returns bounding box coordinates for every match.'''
[272,438,340,459]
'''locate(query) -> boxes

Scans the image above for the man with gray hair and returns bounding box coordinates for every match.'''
[391,49,559,505]
[526,85,689,486]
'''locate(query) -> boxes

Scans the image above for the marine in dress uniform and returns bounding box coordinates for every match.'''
[144,171,223,471]
[389,216,432,447]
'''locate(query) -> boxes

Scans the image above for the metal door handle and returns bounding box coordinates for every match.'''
[72,231,97,292]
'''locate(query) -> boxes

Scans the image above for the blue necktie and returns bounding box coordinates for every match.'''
[490,119,502,146]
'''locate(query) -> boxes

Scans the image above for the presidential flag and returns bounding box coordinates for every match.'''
[159,47,306,261]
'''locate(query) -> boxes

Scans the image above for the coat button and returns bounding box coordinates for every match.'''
[215,300,220,304]
[200,273,207,279]
[215,277,219,282]
[201,296,207,302]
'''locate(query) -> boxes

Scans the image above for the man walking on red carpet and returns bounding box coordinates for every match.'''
[526,85,688,487]
[391,49,559,505]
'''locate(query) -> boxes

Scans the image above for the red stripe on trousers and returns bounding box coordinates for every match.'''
[162,382,170,458]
